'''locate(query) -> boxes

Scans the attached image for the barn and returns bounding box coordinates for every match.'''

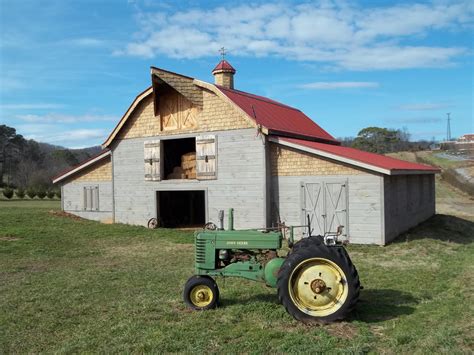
[53,60,439,245]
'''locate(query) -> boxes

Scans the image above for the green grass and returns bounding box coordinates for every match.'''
[1,199,473,353]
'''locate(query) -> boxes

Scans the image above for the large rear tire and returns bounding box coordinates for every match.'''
[278,238,359,324]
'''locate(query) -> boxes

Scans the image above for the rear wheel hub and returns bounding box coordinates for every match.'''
[289,258,348,317]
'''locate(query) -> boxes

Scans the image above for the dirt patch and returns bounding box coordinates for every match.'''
[48,210,83,220]
[326,322,359,339]
[0,234,20,241]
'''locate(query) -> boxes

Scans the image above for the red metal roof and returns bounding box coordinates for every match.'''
[217,86,339,144]
[212,60,236,73]
[278,137,440,173]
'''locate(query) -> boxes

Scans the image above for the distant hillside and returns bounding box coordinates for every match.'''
[0,124,101,189]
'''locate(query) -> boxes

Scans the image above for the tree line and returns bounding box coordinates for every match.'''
[339,127,434,153]
[0,125,101,198]
[1,124,433,199]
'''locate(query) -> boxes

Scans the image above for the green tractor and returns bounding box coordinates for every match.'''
[183,209,360,324]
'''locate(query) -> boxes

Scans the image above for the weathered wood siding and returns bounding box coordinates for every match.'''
[383,174,435,243]
[272,174,384,245]
[112,128,266,229]
[269,142,384,244]
[62,181,113,223]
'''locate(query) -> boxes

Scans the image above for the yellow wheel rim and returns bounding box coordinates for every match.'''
[289,257,348,317]
[190,285,214,308]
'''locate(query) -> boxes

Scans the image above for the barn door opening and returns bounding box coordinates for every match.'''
[157,190,205,228]
[302,181,348,237]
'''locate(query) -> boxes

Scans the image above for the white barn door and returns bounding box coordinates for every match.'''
[301,183,325,237]
[302,180,348,237]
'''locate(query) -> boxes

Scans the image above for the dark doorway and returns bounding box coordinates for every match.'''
[163,137,196,180]
[158,190,205,228]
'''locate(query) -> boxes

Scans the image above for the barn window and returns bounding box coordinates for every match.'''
[159,135,217,180]
[163,137,196,180]
[419,175,425,206]
[428,176,435,203]
[406,176,414,212]
[83,186,99,211]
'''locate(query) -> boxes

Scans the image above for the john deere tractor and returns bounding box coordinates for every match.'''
[183,209,360,324]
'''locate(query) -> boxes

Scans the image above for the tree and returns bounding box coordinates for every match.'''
[2,187,13,199]
[26,187,36,199]
[16,188,25,199]
[352,127,406,154]
[37,188,47,199]
[0,125,25,185]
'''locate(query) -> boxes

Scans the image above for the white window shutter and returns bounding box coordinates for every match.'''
[196,135,217,180]
[83,187,87,210]
[144,140,161,181]
[86,187,93,211]
[93,186,99,211]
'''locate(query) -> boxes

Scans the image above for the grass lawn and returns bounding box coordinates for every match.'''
[1,194,473,352]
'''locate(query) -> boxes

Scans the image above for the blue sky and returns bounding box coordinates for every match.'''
[0,0,472,148]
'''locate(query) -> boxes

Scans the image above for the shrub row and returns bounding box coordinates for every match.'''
[2,187,61,200]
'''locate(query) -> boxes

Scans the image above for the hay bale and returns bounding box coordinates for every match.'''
[181,160,196,170]
[167,173,186,179]
[172,166,184,174]
[181,152,196,162]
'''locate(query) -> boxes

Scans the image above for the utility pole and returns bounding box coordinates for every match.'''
[446,113,451,141]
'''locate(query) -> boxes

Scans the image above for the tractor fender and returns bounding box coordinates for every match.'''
[264,257,285,288]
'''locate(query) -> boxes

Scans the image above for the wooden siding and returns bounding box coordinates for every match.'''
[270,143,367,176]
[272,174,384,245]
[112,128,266,230]
[62,181,113,223]
[117,89,252,141]
[66,158,112,182]
[383,174,435,243]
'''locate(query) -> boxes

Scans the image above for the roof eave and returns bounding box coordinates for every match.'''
[269,137,439,175]
[267,129,340,146]
[102,87,153,148]
[52,150,111,184]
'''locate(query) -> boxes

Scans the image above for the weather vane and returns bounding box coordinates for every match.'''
[219,47,227,60]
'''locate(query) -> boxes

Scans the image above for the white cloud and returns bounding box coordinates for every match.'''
[69,37,105,47]
[17,124,109,147]
[397,103,453,111]
[300,81,379,89]
[117,1,473,70]
[385,117,444,124]
[0,103,64,110]
[16,113,117,124]
[46,129,108,143]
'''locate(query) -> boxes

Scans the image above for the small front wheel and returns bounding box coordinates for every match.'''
[183,275,219,310]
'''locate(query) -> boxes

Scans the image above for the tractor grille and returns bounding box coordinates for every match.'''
[195,239,206,264]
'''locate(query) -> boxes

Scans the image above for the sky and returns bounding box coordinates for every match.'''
[0,0,472,148]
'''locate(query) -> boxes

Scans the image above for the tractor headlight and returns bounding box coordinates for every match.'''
[218,249,229,260]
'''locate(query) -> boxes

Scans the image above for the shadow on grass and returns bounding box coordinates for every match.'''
[352,288,419,323]
[392,214,474,245]
[221,289,418,324]
[220,293,279,307]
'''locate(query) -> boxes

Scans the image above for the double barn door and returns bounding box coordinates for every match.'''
[301,180,348,238]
